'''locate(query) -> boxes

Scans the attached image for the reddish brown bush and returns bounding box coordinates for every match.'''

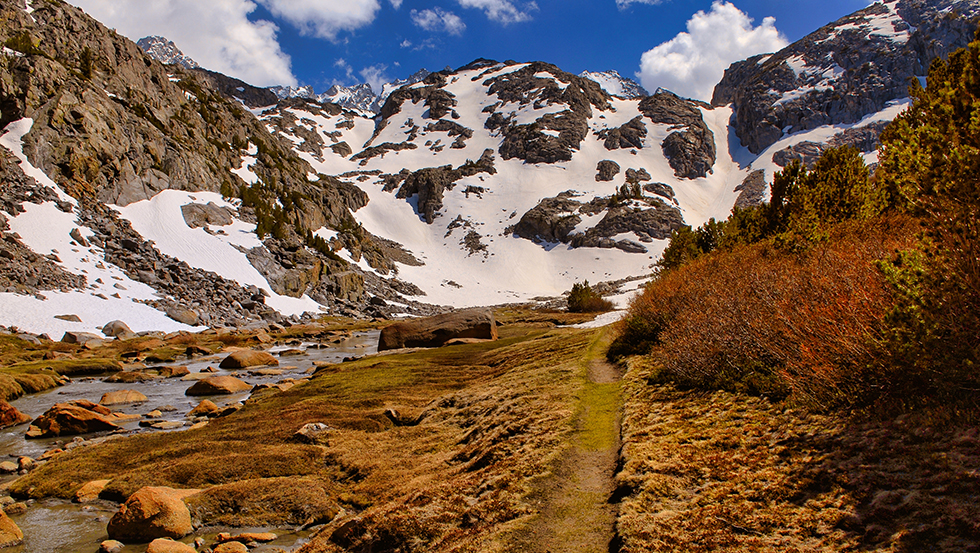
[617,216,918,410]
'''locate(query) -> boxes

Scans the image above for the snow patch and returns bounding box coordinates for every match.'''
[113,190,324,317]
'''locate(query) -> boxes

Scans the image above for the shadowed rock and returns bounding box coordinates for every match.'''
[379,308,498,351]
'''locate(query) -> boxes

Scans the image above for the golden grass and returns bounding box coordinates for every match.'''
[9,321,604,553]
[616,355,980,552]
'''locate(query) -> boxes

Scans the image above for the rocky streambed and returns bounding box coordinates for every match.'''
[0,330,380,553]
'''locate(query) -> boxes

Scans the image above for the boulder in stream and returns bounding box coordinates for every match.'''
[218,350,279,369]
[25,400,121,439]
[107,486,198,541]
[0,510,23,548]
[99,390,148,406]
[0,400,30,429]
[146,537,197,553]
[185,376,252,396]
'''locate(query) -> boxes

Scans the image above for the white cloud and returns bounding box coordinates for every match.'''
[400,39,413,48]
[457,0,537,24]
[637,1,787,101]
[360,64,390,94]
[616,0,665,7]
[65,0,297,87]
[411,8,466,35]
[390,0,403,8]
[255,0,380,40]
[334,58,355,81]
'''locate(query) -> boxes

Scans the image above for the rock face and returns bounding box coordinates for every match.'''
[734,170,767,209]
[639,91,716,179]
[185,376,252,396]
[595,160,620,182]
[510,190,685,251]
[712,0,980,154]
[378,308,498,351]
[107,486,196,542]
[771,121,890,168]
[218,350,279,369]
[0,510,23,548]
[26,400,120,438]
[598,116,647,150]
[0,400,31,429]
[394,150,496,224]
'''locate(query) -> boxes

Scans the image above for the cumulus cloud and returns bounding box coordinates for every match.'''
[255,0,380,40]
[360,64,391,94]
[65,0,297,87]
[457,0,538,24]
[411,8,466,35]
[637,1,788,101]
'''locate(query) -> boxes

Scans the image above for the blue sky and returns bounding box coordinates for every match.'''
[66,0,872,101]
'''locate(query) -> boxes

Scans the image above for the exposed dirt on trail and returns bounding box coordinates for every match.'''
[509,330,624,553]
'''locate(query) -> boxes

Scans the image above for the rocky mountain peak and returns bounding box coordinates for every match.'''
[713,0,980,154]
[580,70,649,99]
[136,36,200,70]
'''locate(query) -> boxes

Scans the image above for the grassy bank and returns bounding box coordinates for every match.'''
[8,315,613,552]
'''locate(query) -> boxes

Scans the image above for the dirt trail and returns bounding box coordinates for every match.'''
[520,331,624,553]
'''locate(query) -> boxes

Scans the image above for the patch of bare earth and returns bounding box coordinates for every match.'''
[616,357,980,552]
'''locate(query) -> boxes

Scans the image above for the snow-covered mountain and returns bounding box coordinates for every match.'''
[273,69,434,115]
[580,70,649,99]
[1,0,979,335]
[136,36,199,70]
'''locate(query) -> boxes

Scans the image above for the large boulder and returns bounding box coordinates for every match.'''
[61,331,104,348]
[25,400,120,439]
[107,486,197,542]
[99,390,148,406]
[218,350,278,369]
[0,400,31,429]
[378,308,498,351]
[185,376,252,396]
[0,510,23,548]
[102,320,137,340]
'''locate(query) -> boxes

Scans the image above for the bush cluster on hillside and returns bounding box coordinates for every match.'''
[567,281,614,313]
[614,30,980,416]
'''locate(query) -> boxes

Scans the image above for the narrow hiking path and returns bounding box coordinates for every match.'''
[524,328,624,553]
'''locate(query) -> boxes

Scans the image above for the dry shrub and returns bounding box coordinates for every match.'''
[620,216,918,410]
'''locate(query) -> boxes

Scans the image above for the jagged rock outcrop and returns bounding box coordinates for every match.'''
[734,170,767,208]
[639,91,716,179]
[771,121,890,167]
[511,192,584,244]
[511,190,684,252]
[712,0,980,154]
[482,61,612,164]
[395,149,496,223]
[596,160,620,182]
[136,36,199,70]
[598,116,647,150]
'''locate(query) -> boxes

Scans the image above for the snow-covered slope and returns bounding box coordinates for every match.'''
[256,62,750,307]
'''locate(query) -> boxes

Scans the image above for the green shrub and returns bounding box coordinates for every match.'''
[567,281,613,313]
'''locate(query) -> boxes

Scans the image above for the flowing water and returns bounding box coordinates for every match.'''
[1,330,380,553]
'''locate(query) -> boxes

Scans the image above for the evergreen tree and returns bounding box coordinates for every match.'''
[876,29,980,399]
